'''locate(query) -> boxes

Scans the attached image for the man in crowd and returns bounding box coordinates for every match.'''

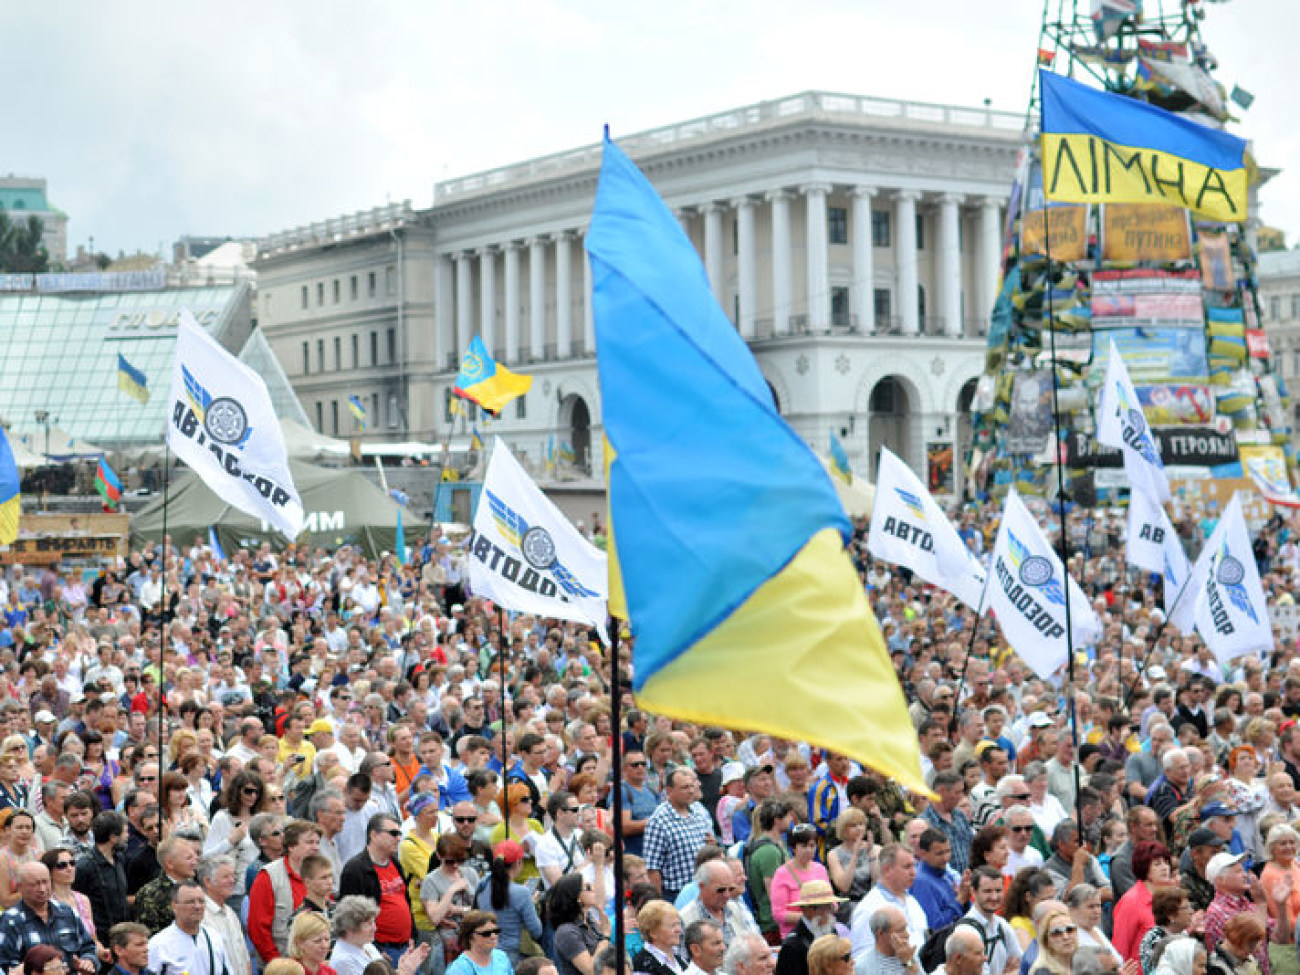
[0,863,97,973]
[146,881,229,975]
[338,813,414,964]
[644,768,714,904]
[133,835,199,935]
[247,819,321,962]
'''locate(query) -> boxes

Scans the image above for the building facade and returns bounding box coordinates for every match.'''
[0,176,68,266]
[1259,248,1300,440]
[260,91,1026,492]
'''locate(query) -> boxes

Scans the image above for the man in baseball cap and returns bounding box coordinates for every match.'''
[1181,827,1226,912]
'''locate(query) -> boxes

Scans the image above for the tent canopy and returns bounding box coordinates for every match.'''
[131,460,426,560]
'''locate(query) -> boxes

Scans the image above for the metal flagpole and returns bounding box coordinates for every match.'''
[497,604,509,840]
[608,619,626,975]
[156,444,172,800]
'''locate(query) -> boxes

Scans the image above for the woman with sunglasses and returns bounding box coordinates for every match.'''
[204,771,266,904]
[771,824,831,939]
[806,934,854,975]
[1031,907,1080,975]
[548,872,611,975]
[446,911,511,975]
[41,846,104,960]
[475,840,542,968]
[487,783,543,885]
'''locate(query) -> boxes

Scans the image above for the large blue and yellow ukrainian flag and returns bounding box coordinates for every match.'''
[1039,68,1248,222]
[117,354,149,404]
[453,336,532,415]
[587,136,928,794]
[0,428,19,546]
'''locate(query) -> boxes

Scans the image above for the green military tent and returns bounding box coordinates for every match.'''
[131,461,425,560]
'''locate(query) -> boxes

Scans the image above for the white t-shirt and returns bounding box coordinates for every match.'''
[533,828,587,888]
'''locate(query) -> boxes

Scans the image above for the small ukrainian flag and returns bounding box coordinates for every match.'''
[348,396,367,430]
[453,337,532,415]
[117,354,149,404]
[470,425,484,451]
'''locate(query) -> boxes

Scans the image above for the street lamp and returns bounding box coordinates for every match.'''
[33,410,49,510]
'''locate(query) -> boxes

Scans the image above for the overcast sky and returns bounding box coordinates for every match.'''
[5,0,1295,257]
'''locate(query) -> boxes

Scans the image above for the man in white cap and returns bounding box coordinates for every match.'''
[1202,850,1292,974]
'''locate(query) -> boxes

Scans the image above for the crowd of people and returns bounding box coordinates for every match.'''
[0,501,1296,975]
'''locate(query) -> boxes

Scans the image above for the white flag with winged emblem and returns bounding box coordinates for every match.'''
[868,447,986,609]
[166,310,303,539]
[468,437,608,637]
[1097,338,1171,502]
[982,488,1101,680]
[1190,493,1272,663]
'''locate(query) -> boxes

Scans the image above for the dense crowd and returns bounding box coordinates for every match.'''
[0,500,1299,975]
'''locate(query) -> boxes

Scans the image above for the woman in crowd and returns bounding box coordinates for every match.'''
[1225,748,1269,858]
[465,770,502,841]
[806,934,854,975]
[632,900,685,975]
[827,808,874,922]
[1030,906,1080,975]
[487,784,543,885]
[329,896,383,975]
[475,840,542,968]
[1005,867,1057,950]
[289,911,338,975]
[1259,825,1300,975]
[22,946,69,975]
[203,770,265,903]
[420,833,479,975]
[42,847,96,945]
[180,753,214,824]
[1138,886,1199,975]
[771,824,830,939]
[970,825,1011,878]
[160,771,205,837]
[1066,884,1121,964]
[446,911,512,975]
[1024,763,1069,838]
[80,731,118,811]
[1206,915,1267,975]
[1152,937,1207,975]
[1112,841,1176,962]
[549,872,610,975]
[0,809,41,907]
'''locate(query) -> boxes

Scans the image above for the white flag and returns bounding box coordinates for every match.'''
[166,310,303,539]
[983,489,1102,679]
[468,438,608,636]
[1126,485,1176,575]
[1096,338,1171,502]
[1191,494,1272,663]
[868,447,986,609]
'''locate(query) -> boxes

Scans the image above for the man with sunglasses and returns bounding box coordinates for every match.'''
[536,791,587,890]
[679,859,759,950]
[339,814,415,965]
[1003,807,1044,877]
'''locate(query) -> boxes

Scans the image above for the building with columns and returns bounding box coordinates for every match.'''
[258,91,1025,494]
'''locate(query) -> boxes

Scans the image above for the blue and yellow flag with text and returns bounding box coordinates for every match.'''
[1039,68,1247,222]
[453,336,532,415]
[587,136,928,795]
[0,428,20,546]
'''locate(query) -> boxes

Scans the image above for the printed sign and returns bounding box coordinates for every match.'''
[1102,204,1192,262]
[1020,205,1089,261]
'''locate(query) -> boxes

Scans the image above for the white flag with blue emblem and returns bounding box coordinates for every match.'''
[1097,338,1171,502]
[1127,485,1176,575]
[868,447,986,609]
[468,437,608,637]
[166,310,303,539]
[982,488,1101,679]
[1190,493,1271,662]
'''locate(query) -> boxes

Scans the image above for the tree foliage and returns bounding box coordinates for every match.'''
[0,212,50,272]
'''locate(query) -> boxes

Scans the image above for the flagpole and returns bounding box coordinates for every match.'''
[1121,573,1196,710]
[1042,212,1084,838]
[433,399,459,519]
[497,603,509,840]
[156,443,172,802]
[608,617,626,975]
[949,595,989,736]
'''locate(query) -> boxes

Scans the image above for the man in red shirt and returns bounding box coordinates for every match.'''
[247,819,323,963]
[338,813,415,965]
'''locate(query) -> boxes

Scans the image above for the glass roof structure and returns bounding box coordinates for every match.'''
[0,283,307,451]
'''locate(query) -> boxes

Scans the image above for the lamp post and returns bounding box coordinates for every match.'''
[33,410,49,510]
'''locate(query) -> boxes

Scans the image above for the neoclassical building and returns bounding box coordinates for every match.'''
[258,90,1026,494]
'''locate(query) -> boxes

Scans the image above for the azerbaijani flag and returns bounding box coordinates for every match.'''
[1039,68,1248,222]
[94,457,122,512]
[587,135,929,795]
[0,428,19,545]
[117,354,149,404]
[453,336,532,415]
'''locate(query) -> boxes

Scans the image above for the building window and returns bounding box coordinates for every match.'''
[316,339,325,372]
[317,283,325,306]
[333,336,341,371]
[386,266,396,296]
[1270,297,1281,321]
[1293,350,1300,376]
[370,331,378,366]
[831,287,850,327]
[302,341,309,375]
[387,327,397,363]
[516,393,527,419]
[333,279,340,304]
[331,401,339,436]
[874,289,891,329]
[300,286,308,310]
[351,334,359,368]
[918,285,927,326]
[388,394,399,429]
[916,213,926,250]
[872,211,890,248]
[828,207,848,245]
[733,294,740,328]
[350,275,358,301]
[368,272,377,298]
[1292,294,1300,320]
[371,393,379,422]
[314,402,323,432]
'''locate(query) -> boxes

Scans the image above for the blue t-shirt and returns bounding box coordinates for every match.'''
[447,949,512,975]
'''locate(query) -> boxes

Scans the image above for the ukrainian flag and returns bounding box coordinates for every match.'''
[117,354,149,404]
[829,430,852,484]
[348,395,368,430]
[587,136,928,795]
[470,425,484,451]
[0,428,19,546]
[1039,68,1248,223]
[453,336,532,415]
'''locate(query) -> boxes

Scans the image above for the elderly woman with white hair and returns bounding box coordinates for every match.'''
[1066,884,1121,965]
[1024,762,1069,837]
[1259,824,1300,972]
[329,896,385,975]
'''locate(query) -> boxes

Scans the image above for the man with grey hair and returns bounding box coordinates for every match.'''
[932,926,984,975]
[776,881,843,975]
[724,933,774,975]
[1004,805,1044,877]
[684,919,726,975]
[309,788,346,887]
[851,845,925,960]
[854,905,919,975]
[679,860,759,948]
[1147,748,1193,823]
[198,856,250,975]
[35,780,71,852]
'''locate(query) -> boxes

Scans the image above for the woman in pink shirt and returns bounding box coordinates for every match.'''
[769,824,830,938]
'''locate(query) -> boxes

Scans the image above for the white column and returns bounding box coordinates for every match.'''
[767,189,792,335]
[978,197,1002,335]
[851,186,875,333]
[555,232,573,358]
[804,183,831,332]
[528,237,546,361]
[503,242,521,362]
[454,252,473,356]
[702,203,725,304]
[732,197,756,338]
[937,192,964,337]
[434,254,454,371]
[581,231,595,355]
[479,246,497,356]
[895,190,920,335]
